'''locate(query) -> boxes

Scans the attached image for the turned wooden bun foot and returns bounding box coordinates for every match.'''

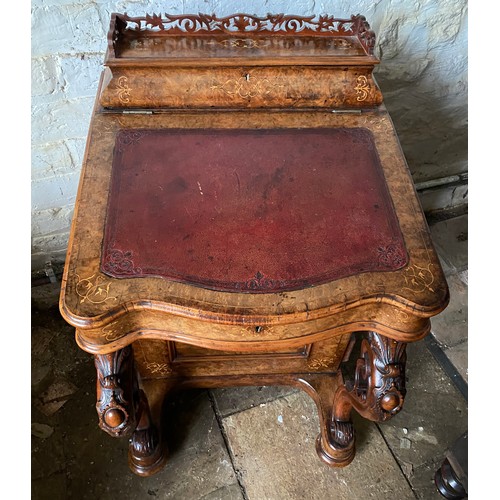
[128,427,168,477]
[315,434,355,467]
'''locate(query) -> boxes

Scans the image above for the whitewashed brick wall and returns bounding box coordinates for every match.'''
[31,0,468,274]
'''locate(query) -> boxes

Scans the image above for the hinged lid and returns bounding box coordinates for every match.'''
[101,127,408,292]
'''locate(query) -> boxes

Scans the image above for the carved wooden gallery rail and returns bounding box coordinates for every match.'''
[59,12,449,477]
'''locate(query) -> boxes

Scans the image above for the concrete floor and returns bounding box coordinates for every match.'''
[31,214,468,500]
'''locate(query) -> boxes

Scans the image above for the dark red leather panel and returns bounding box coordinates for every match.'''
[101,128,408,292]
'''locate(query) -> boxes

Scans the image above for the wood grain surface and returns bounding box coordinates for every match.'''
[60,104,448,353]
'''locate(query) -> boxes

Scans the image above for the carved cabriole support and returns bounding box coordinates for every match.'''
[94,346,167,476]
[128,390,168,476]
[341,331,407,421]
[316,331,407,466]
[94,346,138,437]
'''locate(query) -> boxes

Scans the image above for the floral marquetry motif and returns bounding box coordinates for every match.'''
[75,274,117,305]
[354,75,370,101]
[210,77,286,99]
[403,263,436,293]
[101,322,124,342]
[116,76,131,104]
[207,38,267,49]
[308,358,335,371]
[145,362,172,376]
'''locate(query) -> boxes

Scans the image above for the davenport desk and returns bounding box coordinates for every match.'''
[59,13,449,476]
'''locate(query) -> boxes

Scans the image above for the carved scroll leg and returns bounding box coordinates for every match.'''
[94,346,168,476]
[94,346,137,438]
[329,331,407,465]
[128,389,168,477]
[296,373,355,467]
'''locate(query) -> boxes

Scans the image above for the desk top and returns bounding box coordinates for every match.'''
[60,106,448,352]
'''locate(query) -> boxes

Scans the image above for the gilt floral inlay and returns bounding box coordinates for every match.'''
[382,308,411,325]
[208,38,266,49]
[210,77,285,99]
[403,264,436,294]
[354,75,370,101]
[308,358,333,370]
[145,362,172,376]
[101,323,124,342]
[116,76,131,104]
[75,274,117,304]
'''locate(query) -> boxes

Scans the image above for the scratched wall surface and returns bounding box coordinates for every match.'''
[31,0,468,273]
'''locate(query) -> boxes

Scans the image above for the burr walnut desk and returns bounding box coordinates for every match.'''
[59,12,449,476]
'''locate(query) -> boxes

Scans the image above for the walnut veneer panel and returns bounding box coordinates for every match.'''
[132,334,351,379]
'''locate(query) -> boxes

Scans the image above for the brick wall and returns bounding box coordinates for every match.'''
[31,0,468,275]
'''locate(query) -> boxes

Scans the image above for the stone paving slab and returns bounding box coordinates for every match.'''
[458,269,467,286]
[211,385,298,418]
[430,273,468,349]
[200,483,244,499]
[33,383,242,499]
[429,270,468,384]
[31,472,68,500]
[444,341,468,382]
[429,214,468,273]
[222,392,415,500]
[407,460,448,500]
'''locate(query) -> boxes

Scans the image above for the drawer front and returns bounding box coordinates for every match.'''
[133,333,352,379]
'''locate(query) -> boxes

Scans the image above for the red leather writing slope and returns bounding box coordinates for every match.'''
[101,127,408,292]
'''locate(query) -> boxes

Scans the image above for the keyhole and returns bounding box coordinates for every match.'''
[245,73,250,82]
[255,326,263,333]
